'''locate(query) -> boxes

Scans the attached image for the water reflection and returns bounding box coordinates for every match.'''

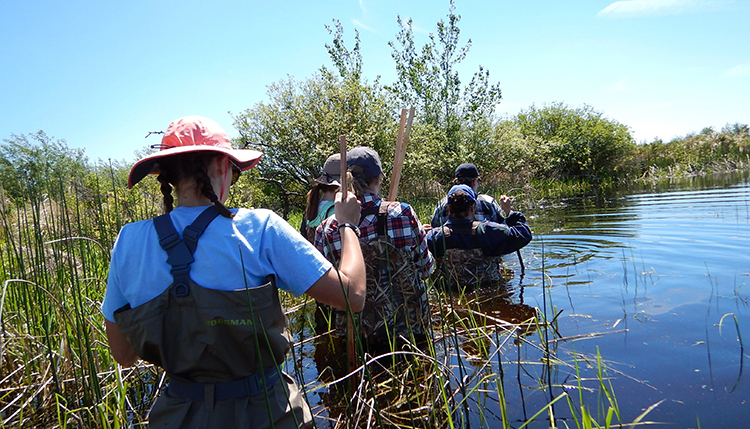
[307,267,537,427]
[292,171,750,428]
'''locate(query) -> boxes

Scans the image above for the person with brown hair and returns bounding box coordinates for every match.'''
[101,116,365,429]
[314,146,434,351]
[426,184,532,289]
[300,153,341,242]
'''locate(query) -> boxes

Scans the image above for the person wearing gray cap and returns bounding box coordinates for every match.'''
[430,163,505,228]
[300,154,341,242]
[314,146,435,352]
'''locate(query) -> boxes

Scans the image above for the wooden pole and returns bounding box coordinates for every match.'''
[339,135,347,194]
[339,135,357,387]
[388,106,415,201]
[517,250,525,274]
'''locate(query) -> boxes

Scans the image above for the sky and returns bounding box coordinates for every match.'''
[1,0,748,164]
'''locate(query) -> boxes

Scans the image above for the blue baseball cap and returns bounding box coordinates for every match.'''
[447,184,477,202]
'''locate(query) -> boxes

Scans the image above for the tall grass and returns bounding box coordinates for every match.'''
[0,171,661,428]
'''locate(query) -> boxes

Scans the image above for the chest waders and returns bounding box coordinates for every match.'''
[328,203,430,352]
[436,221,504,290]
[113,206,312,429]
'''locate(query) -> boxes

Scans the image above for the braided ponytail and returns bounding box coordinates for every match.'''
[157,173,174,213]
[195,166,234,218]
[155,152,234,218]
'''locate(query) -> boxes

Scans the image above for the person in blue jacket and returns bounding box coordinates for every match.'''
[425,184,532,289]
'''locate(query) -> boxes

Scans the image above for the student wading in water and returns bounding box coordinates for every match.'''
[430,163,504,228]
[300,154,341,243]
[314,146,435,352]
[426,184,532,289]
[101,116,365,429]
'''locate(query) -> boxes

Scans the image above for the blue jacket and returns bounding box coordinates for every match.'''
[425,212,532,258]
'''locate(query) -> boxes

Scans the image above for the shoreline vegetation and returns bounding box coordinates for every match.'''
[1,2,747,426]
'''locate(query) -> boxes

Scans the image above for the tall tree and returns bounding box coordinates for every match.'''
[387,0,502,134]
[386,0,502,184]
[232,72,394,197]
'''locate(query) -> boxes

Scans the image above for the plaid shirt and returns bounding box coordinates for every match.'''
[314,193,435,279]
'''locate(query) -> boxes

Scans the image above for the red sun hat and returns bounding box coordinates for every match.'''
[128,115,263,188]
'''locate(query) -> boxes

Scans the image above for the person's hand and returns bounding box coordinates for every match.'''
[334,191,361,226]
[499,195,512,215]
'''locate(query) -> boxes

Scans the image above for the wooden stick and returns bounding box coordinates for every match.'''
[388,107,414,201]
[339,135,357,387]
[338,135,347,193]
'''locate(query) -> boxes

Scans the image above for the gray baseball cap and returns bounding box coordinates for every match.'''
[346,146,382,178]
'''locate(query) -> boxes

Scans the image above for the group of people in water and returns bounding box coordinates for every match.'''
[102,116,532,428]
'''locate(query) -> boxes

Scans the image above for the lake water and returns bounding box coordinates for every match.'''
[291,171,750,428]
[520,171,750,428]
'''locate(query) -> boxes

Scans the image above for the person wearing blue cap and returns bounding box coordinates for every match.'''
[425,184,532,289]
[430,163,505,228]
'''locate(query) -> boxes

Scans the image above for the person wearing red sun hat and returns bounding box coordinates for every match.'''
[102,116,365,428]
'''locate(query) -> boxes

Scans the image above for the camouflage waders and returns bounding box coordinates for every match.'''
[113,206,312,429]
[435,221,504,290]
[324,203,430,350]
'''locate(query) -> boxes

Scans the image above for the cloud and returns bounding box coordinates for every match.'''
[612,78,629,92]
[351,19,376,33]
[358,0,367,15]
[724,63,750,77]
[597,0,728,18]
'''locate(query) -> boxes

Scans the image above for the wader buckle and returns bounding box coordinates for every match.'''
[158,231,180,251]
[171,266,191,297]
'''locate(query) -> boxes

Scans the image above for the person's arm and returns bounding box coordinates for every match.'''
[486,215,532,256]
[488,195,505,223]
[305,191,366,312]
[498,195,512,218]
[105,320,139,367]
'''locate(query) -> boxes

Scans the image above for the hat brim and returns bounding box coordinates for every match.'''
[313,175,341,187]
[128,145,262,188]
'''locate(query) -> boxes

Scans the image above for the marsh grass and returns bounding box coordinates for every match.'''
[0,175,661,428]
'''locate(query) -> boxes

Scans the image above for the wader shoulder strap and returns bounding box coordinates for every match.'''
[377,203,388,237]
[152,206,222,296]
[441,220,481,249]
[360,203,389,238]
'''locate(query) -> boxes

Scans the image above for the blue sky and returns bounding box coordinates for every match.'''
[2,0,748,163]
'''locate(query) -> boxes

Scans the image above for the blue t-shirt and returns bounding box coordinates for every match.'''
[101,206,332,322]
